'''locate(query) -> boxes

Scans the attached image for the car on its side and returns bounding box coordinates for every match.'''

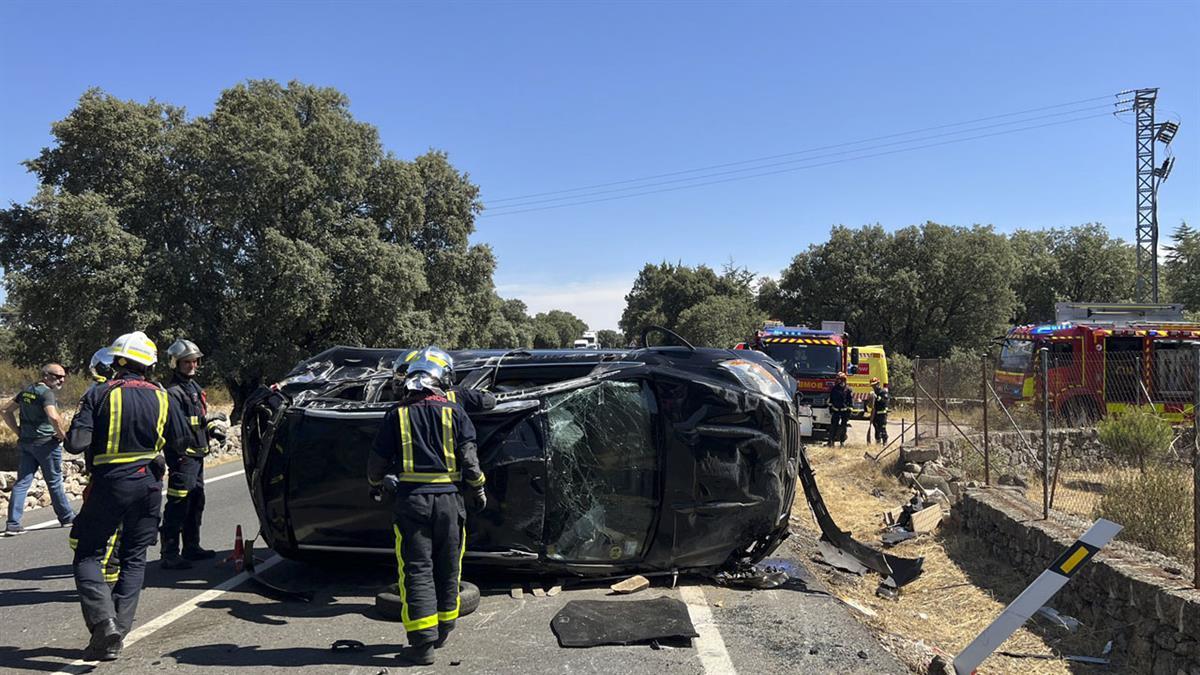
[241,336,802,577]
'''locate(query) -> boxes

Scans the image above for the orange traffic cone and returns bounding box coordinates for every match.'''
[224,524,245,572]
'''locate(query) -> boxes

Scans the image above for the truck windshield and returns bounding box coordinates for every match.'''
[999,339,1033,373]
[763,343,841,375]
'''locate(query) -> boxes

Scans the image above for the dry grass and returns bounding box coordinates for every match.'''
[794,426,1113,674]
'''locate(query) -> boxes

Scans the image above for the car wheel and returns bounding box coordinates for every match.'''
[375,580,480,621]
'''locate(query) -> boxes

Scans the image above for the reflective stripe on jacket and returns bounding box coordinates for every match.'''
[371,392,484,494]
[70,375,187,471]
[166,375,209,457]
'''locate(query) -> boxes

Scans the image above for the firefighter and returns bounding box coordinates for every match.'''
[368,348,486,666]
[392,347,496,413]
[827,372,853,448]
[66,332,188,661]
[77,348,122,585]
[870,377,890,446]
[159,339,227,570]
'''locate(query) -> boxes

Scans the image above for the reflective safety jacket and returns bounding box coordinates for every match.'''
[369,391,484,495]
[165,373,209,457]
[829,383,854,413]
[446,387,495,414]
[872,387,890,415]
[67,373,189,477]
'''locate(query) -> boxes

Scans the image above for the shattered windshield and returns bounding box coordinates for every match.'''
[999,339,1033,373]
[763,343,841,375]
[544,380,659,562]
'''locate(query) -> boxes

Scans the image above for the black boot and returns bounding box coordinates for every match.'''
[161,551,193,570]
[181,545,216,561]
[433,624,455,649]
[397,642,435,666]
[82,618,122,661]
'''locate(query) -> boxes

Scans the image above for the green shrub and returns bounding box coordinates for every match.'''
[1097,408,1174,471]
[887,353,913,398]
[1095,465,1194,561]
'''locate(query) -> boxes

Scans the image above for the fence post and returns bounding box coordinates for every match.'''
[1040,347,1050,520]
[935,358,943,439]
[913,356,920,445]
[1192,343,1199,589]
[982,353,991,486]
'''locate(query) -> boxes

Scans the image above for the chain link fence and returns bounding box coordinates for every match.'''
[887,346,1199,587]
[1040,348,1197,579]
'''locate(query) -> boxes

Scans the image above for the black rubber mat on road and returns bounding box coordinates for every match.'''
[550,596,698,648]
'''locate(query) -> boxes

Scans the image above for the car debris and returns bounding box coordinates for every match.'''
[880,493,942,547]
[1035,605,1082,631]
[711,560,790,589]
[610,575,650,594]
[996,651,1109,665]
[550,597,698,648]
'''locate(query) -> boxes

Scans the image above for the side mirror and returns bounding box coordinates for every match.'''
[850,347,860,365]
[847,364,859,375]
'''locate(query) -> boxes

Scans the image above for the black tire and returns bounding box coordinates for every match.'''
[375,580,480,621]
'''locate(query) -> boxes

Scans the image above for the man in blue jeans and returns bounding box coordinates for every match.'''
[2,363,77,535]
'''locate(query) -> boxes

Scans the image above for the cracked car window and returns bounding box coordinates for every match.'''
[544,380,659,562]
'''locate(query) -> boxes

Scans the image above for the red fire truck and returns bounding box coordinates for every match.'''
[995,303,1199,423]
[739,324,859,437]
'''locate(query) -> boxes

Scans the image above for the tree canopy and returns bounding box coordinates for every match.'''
[619,262,757,344]
[1165,222,1199,312]
[0,82,569,409]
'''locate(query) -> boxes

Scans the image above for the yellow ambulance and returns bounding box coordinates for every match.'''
[848,345,888,418]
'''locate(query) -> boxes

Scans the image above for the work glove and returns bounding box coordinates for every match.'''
[206,413,230,446]
[371,474,400,503]
[149,454,167,481]
[466,486,487,514]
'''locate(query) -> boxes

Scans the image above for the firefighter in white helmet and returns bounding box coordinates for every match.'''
[158,339,227,569]
[65,331,189,661]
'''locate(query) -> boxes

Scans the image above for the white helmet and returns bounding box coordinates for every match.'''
[167,338,204,369]
[89,347,115,382]
[109,331,158,367]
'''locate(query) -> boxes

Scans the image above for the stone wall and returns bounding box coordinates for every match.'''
[932,427,1111,474]
[0,435,242,520]
[960,487,1200,675]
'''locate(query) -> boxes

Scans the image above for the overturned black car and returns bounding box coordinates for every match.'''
[242,333,921,585]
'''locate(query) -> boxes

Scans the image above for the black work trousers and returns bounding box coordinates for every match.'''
[872,413,889,444]
[71,468,162,634]
[393,491,465,646]
[161,456,205,554]
[828,411,850,445]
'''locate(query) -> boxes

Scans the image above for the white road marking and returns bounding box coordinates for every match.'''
[679,584,738,675]
[18,468,246,532]
[51,554,282,675]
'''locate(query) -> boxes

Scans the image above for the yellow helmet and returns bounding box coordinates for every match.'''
[109,331,158,367]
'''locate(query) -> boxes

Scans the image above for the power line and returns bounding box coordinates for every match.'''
[485,92,1127,205]
[480,109,1128,218]
[485,101,1128,211]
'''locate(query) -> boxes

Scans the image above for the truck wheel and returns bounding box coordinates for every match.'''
[375,581,480,621]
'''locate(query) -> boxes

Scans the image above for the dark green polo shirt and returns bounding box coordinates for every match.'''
[16,382,57,442]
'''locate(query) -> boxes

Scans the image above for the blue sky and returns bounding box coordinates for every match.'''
[2,1,1197,330]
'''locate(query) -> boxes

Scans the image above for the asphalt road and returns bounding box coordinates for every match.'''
[0,453,907,675]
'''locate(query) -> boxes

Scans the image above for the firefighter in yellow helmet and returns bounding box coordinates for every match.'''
[65,332,189,661]
[368,348,486,666]
[827,372,853,448]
